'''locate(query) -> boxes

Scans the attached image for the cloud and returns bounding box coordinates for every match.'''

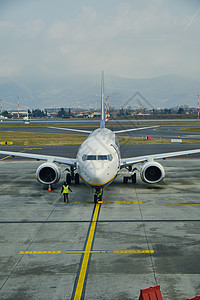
[0,1,200,80]
[0,20,45,39]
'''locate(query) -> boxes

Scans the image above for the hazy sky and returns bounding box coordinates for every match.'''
[0,0,200,81]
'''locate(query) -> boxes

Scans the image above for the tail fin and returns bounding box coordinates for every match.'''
[100,71,106,128]
[105,96,109,122]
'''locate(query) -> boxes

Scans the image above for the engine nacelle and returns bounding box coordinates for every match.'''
[140,161,165,184]
[36,162,61,185]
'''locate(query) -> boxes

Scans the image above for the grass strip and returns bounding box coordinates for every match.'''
[0,131,199,146]
[0,131,87,146]
[177,127,200,132]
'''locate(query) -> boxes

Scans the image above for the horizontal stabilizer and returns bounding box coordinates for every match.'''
[48,126,91,134]
[114,125,159,134]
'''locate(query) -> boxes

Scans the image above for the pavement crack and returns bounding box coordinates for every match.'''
[0,204,56,291]
[134,187,158,285]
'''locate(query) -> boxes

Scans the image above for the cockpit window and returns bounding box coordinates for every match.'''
[97,155,107,160]
[82,154,87,161]
[108,154,113,161]
[87,155,97,160]
[82,154,113,161]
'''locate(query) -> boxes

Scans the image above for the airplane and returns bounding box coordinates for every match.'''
[1,71,200,203]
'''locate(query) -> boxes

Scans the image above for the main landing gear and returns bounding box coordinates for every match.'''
[94,187,103,203]
[123,173,136,184]
[65,166,80,184]
[122,166,138,184]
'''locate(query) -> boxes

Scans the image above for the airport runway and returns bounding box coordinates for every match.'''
[0,124,200,140]
[0,146,200,299]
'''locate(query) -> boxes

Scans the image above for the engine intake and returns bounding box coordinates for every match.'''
[140,161,165,184]
[36,162,61,185]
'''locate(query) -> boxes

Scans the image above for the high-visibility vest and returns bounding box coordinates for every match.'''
[63,185,69,194]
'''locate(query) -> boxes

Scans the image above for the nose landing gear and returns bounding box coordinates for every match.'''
[94,187,103,203]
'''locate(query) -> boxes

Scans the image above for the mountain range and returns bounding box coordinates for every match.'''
[0,74,199,110]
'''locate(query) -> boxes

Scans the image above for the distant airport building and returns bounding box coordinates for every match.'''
[10,110,28,117]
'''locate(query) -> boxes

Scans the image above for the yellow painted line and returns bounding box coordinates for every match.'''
[54,201,142,205]
[19,251,61,254]
[54,202,81,205]
[114,250,154,254]
[166,204,200,206]
[19,249,153,255]
[0,148,42,162]
[0,155,12,161]
[66,250,110,254]
[0,149,27,161]
[115,201,142,204]
[74,203,100,300]
[67,250,152,254]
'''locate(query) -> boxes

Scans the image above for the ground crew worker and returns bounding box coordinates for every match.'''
[60,182,72,203]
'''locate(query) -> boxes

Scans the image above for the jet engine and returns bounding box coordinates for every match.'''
[140,161,165,184]
[36,162,61,185]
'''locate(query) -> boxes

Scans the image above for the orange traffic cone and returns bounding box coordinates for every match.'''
[48,184,52,192]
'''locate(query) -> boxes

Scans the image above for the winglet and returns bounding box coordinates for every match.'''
[100,71,106,128]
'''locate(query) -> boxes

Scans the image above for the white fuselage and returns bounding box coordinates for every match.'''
[76,128,120,187]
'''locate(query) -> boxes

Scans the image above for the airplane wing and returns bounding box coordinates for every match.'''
[0,150,76,165]
[48,126,92,134]
[120,149,200,167]
[114,125,159,134]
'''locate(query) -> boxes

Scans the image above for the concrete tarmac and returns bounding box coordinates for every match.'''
[0,148,200,299]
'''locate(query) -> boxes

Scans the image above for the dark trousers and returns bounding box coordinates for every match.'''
[63,193,69,203]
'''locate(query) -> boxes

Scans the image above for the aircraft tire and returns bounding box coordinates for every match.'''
[94,194,97,203]
[131,173,136,184]
[123,177,128,184]
[66,173,71,185]
[75,173,80,184]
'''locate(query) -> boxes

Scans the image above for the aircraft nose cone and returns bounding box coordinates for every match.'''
[83,166,108,185]
[89,169,105,184]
